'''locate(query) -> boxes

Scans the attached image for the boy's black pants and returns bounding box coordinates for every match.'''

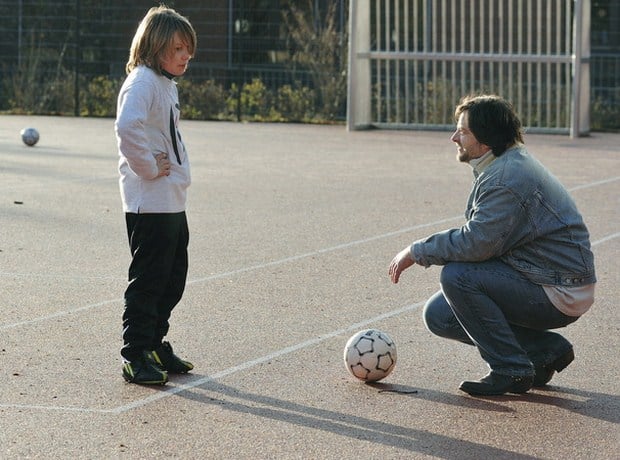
[121,212,189,362]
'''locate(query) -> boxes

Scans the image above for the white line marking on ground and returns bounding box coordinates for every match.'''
[0,177,618,413]
[0,272,124,280]
[591,232,620,246]
[0,217,461,331]
[110,300,425,414]
[186,216,463,285]
[0,403,115,414]
[107,229,620,413]
[3,229,617,414]
[567,176,620,192]
[1,173,618,330]
[0,174,117,193]
[0,299,118,331]
[0,300,425,414]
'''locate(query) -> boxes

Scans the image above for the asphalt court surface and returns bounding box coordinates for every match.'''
[0,115,618,459]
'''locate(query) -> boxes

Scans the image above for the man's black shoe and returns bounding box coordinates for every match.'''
[459,372,533,396]
[122,351,168,385]
[152,341,194,374]
[533,347,574,387]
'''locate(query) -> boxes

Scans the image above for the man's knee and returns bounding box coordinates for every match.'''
[439,262,464,290]
[422,291,451,337]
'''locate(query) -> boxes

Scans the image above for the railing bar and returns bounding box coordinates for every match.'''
[375,0,381,122]
[498,0,504,96]
[520,0,525,115]
[395,0,401,122]
[385,0,391,122]
[404,0,410,124]
[479,0,485,91]
[469,0,475,93]
[546,0,552,126]
[566,0,572,128]
[450,0,456,109]
[413,0,419,123]
[359,51,573,63]
[422,0,429,123]
[526,0,532,124]
[460,0,466,98]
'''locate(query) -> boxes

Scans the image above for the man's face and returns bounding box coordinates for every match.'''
[450,111,491,163]
[161,32,192,76]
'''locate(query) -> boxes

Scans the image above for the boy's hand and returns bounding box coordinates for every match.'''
[155,152,171,177]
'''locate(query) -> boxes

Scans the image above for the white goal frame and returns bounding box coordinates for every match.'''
[347,0,591,137]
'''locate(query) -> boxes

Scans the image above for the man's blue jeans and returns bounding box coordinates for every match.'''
[423,260,578,377]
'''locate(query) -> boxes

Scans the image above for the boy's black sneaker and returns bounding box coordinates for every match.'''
[122,351,168,385]
[152,341,194,374]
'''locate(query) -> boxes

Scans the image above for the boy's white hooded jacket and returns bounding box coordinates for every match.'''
[115,65,191,213]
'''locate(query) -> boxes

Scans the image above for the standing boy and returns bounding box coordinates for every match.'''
[115,6,197,385]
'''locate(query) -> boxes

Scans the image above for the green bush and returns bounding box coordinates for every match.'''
[177,78,227,120]
[80,75,122,117]
[274,84,316,122]
[6,60,75,115]
[226,78,274,121]
[590,95,620,132]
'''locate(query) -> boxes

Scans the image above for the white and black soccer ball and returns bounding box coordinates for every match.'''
[20,127,39,146]
[344,328,397,382]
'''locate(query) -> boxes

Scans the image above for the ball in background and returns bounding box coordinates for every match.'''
[344,328,397,382]
[20,127,40,146]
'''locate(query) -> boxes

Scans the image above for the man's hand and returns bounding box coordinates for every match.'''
[389,246,415,284]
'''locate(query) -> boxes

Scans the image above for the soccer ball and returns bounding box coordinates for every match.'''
[20,127,39,146]
[344,329,397,382]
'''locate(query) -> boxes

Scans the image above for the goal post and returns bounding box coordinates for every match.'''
[346,1,372,131]
[347,0,591,137]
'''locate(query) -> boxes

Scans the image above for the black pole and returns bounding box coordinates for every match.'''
[74,0,80,116]
[17,0,22,67]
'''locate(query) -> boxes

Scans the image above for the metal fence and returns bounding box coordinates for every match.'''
[0,1,617,130]
[0,0,348,121]
[348,0,594,136]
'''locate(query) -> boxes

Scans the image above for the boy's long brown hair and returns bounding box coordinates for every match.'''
[126,5,197,75]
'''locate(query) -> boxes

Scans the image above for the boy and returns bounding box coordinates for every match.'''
[115,6,197,385]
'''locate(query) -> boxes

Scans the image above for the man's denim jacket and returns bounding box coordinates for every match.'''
[412,145,596,287]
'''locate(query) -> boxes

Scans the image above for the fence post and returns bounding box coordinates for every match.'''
[74,0,81,117]
[346,0,371,130]
[571,0,591,137]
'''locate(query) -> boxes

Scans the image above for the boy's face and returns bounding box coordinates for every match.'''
[161,32,192,76]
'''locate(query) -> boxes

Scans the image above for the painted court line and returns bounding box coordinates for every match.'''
[186,215,464,285]
[0,174,118,193]
[0,175,618,332]
[567,176,620,192]
[0,300,425,414]
[0,215,462,331]
[0,299,118,331]
[591,232,620,246]
[0,177,617,413]
[1,230,618,415]
[108,230,620,413]
[110,300,426,414]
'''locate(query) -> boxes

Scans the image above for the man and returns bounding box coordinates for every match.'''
[389,95,596,396]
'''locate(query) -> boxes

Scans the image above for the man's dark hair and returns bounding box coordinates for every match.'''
[455,95,524,156]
